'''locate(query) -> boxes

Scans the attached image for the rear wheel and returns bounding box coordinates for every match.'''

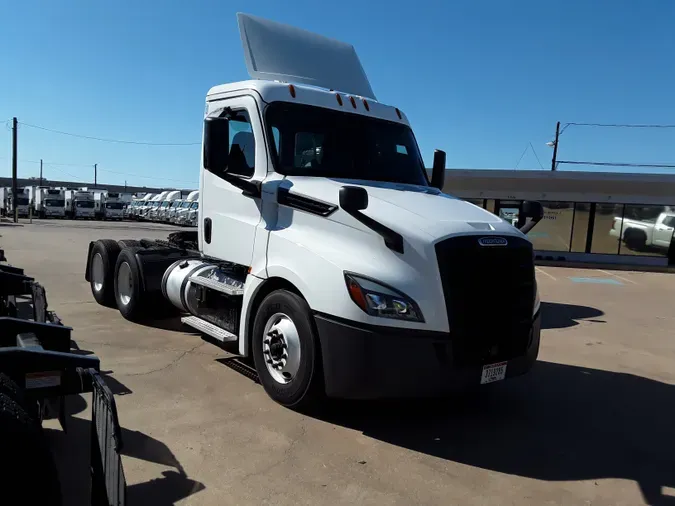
[624,228,647,250]
[252,289,324,410]
[114,247,147,321]
[89,239,122,307]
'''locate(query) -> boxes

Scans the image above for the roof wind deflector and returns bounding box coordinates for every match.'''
[237,12,376,100]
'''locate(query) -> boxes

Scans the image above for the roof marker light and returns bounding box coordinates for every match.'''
[362,99,370,111]
[289,84,296,98]
[349,96,357,109]
[336,93,343,106]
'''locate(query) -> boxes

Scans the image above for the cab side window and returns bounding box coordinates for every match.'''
[228,111,255,177]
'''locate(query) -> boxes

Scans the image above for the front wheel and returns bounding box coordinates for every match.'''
[252,290,324,410]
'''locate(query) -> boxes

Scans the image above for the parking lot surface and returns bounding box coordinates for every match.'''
[1,219,674,505]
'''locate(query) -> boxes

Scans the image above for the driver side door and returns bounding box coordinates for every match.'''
[200,95,267,267]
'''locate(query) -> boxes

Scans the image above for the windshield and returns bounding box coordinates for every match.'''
[76,200,95,208]
[161,201,170,207]
[182,201,192,208]
[191,202,199,209]
[16,197,29,206]
[106,202,124,209]
[45,199,65,207]
[265,102,428,186]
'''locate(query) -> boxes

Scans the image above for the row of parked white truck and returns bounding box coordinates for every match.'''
[0,186,130,220]
[0,185,199,226]
[125,189,199,226]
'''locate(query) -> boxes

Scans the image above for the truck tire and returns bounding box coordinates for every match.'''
[625,228,647,251]
[114,247,148,321]
[251,289,324,410]
[0,394,62,505]
[90,239,122,307]
[117,239,142,250]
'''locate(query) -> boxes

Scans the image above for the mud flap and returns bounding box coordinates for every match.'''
[90,371,127,506]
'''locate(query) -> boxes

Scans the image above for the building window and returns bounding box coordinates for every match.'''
[527,201,574,252]
[485,199,496,214]
[591,204,624,254]
[617,204,675,258]
[570,203,591,252]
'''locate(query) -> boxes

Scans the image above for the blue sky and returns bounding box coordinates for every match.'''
[1,0,674,188]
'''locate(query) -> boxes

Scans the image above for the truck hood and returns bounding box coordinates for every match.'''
[281,176,522,240]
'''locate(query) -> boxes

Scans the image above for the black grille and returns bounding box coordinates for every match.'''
[435,235,535,366]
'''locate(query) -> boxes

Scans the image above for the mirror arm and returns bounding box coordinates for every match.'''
[222,173,261,198]
[519,215,542,234]
[342,207,404,254]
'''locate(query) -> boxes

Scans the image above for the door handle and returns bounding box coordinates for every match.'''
[204,217,212,244]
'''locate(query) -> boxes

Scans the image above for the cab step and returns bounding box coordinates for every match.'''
[189,274,244,296]
[181,315,237,342]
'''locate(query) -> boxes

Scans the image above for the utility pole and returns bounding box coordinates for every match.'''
[124,180,127,192]
[94,163,97,186]
[551,121,560,171]
[39,159,43,186]
[11,117,18,223]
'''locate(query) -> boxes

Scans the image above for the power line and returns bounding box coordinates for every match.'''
[558,160,675,169]
[513,144,529,169]
[564,122,675,129]
[529,142,544,170]
[18,121,200,146]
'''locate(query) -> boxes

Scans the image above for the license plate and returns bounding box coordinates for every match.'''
[480,361,507,384]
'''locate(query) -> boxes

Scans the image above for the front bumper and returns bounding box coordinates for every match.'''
[314,311,541,399]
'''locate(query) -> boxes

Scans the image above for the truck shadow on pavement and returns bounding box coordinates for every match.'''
[540,301,605,329]
[315,361,675,506]
[45,379,205,505]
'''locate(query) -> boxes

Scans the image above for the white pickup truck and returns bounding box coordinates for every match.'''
[610,211,675,251]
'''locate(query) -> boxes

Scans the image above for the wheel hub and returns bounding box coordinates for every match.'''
[117,262,133,306]
[262,313,301,385]
[91,253,104,292]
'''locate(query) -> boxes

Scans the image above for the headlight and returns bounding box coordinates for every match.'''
[533,280,541,316]
[344,273,424,322]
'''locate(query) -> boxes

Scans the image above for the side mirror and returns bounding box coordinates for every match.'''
[518,200,544,234]
[339,186,369,212]
[203,117,229,172]
[521,200,544,221]
[430,149,446,190]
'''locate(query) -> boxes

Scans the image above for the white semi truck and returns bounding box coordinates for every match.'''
[72,191,96,219]
[127,193,154,220]
[39,188,66,218]
[102,192,131,220]
[15,187,31,217]
[142,191,169,221]
[0,188,10,217]
[84,13,543,409]
[172,190,199,225]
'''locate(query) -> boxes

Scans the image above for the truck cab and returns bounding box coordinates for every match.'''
[15,188,31,217]
[73,191,96,219]
[42,189,66,218]
[103,192,126,220]
[86,13,544,409]
[174,191,199,225]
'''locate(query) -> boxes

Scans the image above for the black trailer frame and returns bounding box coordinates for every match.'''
[0,255,127,505]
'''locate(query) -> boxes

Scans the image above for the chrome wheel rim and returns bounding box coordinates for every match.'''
[262,313,301,385]
[91,253,105,292]
[117,262,133,306]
